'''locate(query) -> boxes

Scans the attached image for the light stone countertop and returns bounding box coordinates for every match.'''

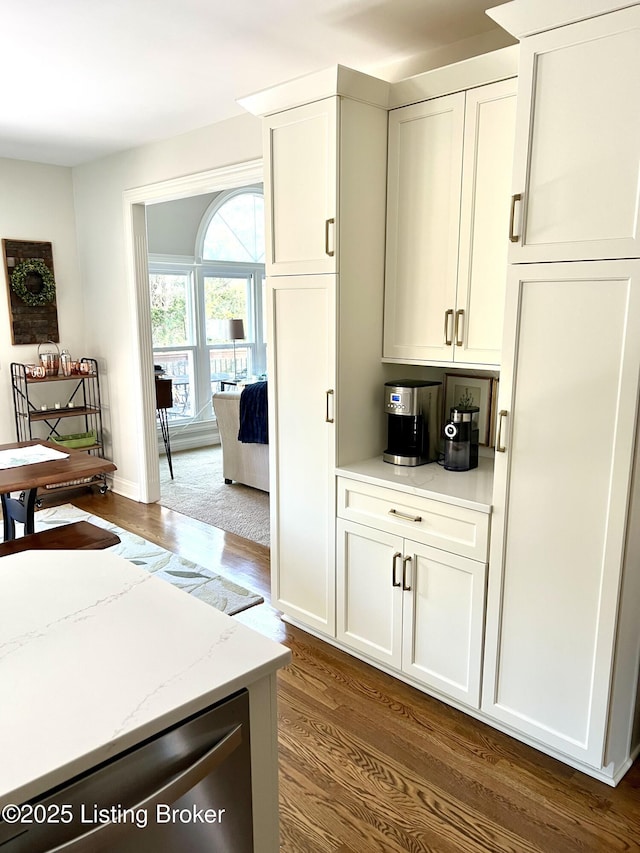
[0,550,290,807]
[336,455,494,513]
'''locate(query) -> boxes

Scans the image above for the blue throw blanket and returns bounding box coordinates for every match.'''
[238,381,268,444]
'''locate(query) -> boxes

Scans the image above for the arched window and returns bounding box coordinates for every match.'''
[148,185,266,425]
[202,191,265,263]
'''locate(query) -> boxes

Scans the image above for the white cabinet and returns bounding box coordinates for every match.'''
[383,78,517,366]
[263,98,338,276]
[245,68,390,637]
[268,275,336,635]
[336,478,488,708]
[506,5,640,262]
[483,260,640,772]
[481,0,640,783]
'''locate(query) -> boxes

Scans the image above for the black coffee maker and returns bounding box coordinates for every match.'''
[443,406,479,471]
[383,380,442,466]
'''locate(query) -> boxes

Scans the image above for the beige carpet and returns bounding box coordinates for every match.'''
[159,446,270,546]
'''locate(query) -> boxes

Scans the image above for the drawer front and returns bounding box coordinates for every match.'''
[337,477,489,561]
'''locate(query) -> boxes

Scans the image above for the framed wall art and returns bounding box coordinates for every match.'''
[443,373,493,446]
[2,239,59,344]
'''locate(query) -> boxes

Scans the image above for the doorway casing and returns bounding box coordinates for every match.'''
[123,159,263,503]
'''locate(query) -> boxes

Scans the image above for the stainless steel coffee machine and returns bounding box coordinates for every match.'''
[383,380,442,466]
[443,406,479,471]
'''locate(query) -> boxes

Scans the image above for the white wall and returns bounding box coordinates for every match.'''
[146,192,220,257]
[0,158,86,443]
[71,112,262,499]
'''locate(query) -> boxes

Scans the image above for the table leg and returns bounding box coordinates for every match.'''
[157,407,174,479]
[1,489,38,541]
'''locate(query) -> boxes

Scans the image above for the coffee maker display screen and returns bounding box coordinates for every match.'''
[390,393,401,403]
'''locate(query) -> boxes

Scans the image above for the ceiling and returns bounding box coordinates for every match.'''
[1,0,512,167]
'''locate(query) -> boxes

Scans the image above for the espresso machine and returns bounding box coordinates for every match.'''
[443,406,479,471]
[383,380,442,466]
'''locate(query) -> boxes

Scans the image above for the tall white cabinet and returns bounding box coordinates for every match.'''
[484,0,640,782]
[240,68,390,637]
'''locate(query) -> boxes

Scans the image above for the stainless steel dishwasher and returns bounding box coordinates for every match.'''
[0,689,253,852]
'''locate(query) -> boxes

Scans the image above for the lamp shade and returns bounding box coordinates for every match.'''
[227,318,245,341]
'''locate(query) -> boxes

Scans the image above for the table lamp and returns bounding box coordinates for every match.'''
[227,318,245,380]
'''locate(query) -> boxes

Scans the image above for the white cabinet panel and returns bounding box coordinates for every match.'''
[403,543,486,707]
[264,98,337,275]
[384,80,516,366]
[269,275,336,635]
[508,6,640,262]
[483,260,640,767]
[337,476,489,562]
[336,520,403,668]
[457,79,517,364]
[384,93,464,362]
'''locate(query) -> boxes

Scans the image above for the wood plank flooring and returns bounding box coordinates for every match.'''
[70,491,640,852]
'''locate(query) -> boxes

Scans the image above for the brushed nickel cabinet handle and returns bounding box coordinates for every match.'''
[496,409,508,453]
[388,508,422,522]
[509,193,522,243]
[444,309,454,345]
[392,551,402,588]
[325,218,335,257]
[325,389,334,423]
[402,555,412,591]
[455,309,464,347]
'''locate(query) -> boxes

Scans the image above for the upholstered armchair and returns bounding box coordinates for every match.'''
[212,390,269,492]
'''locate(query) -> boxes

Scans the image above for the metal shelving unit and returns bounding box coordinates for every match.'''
[10,358,110,497]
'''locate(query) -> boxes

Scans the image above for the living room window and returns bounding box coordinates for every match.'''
[150,187,266,424]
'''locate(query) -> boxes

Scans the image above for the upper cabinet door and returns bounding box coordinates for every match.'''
[383,93,465,362]
[509,6,640,263]
[456,78,517,365]
[264,98,338,276]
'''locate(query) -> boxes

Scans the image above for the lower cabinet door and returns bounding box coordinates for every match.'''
[336,520,403,669]
[402,541,487,708]
[337,520,487,708]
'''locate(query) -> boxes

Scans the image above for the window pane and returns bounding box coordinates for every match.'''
[210,346,250,391]
[150,273,190,346]
[204,276,249,344]
[153,350,194,419]
[203,193,265,263]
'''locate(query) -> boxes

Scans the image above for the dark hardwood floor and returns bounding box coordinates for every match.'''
[69,491,640,852]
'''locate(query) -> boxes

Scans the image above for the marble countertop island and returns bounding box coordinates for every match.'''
[0,550,290,810]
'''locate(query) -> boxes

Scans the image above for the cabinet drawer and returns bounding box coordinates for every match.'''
[337,477,489,561]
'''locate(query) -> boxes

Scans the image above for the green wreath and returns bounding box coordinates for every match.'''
[11,259,56,307]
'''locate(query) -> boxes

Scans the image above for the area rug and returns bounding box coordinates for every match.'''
[34,503,264,616]
[159,446,270,546]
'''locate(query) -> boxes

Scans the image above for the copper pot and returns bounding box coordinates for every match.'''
[38,341,60,377]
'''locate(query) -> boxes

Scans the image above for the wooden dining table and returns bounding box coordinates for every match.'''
[0,440,116,542]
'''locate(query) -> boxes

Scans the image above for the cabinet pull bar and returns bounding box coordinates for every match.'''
[496,409,508,453]
[392,551,402,588]
[388,508,422,522]
[325,389,335,423]
[509,193,522,243]
[402,555,412,591]
[325,218,335,257]
[455,309,464,347]
[444,309,454,345]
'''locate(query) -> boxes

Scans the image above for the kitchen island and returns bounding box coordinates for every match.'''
[0,550,290,851]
